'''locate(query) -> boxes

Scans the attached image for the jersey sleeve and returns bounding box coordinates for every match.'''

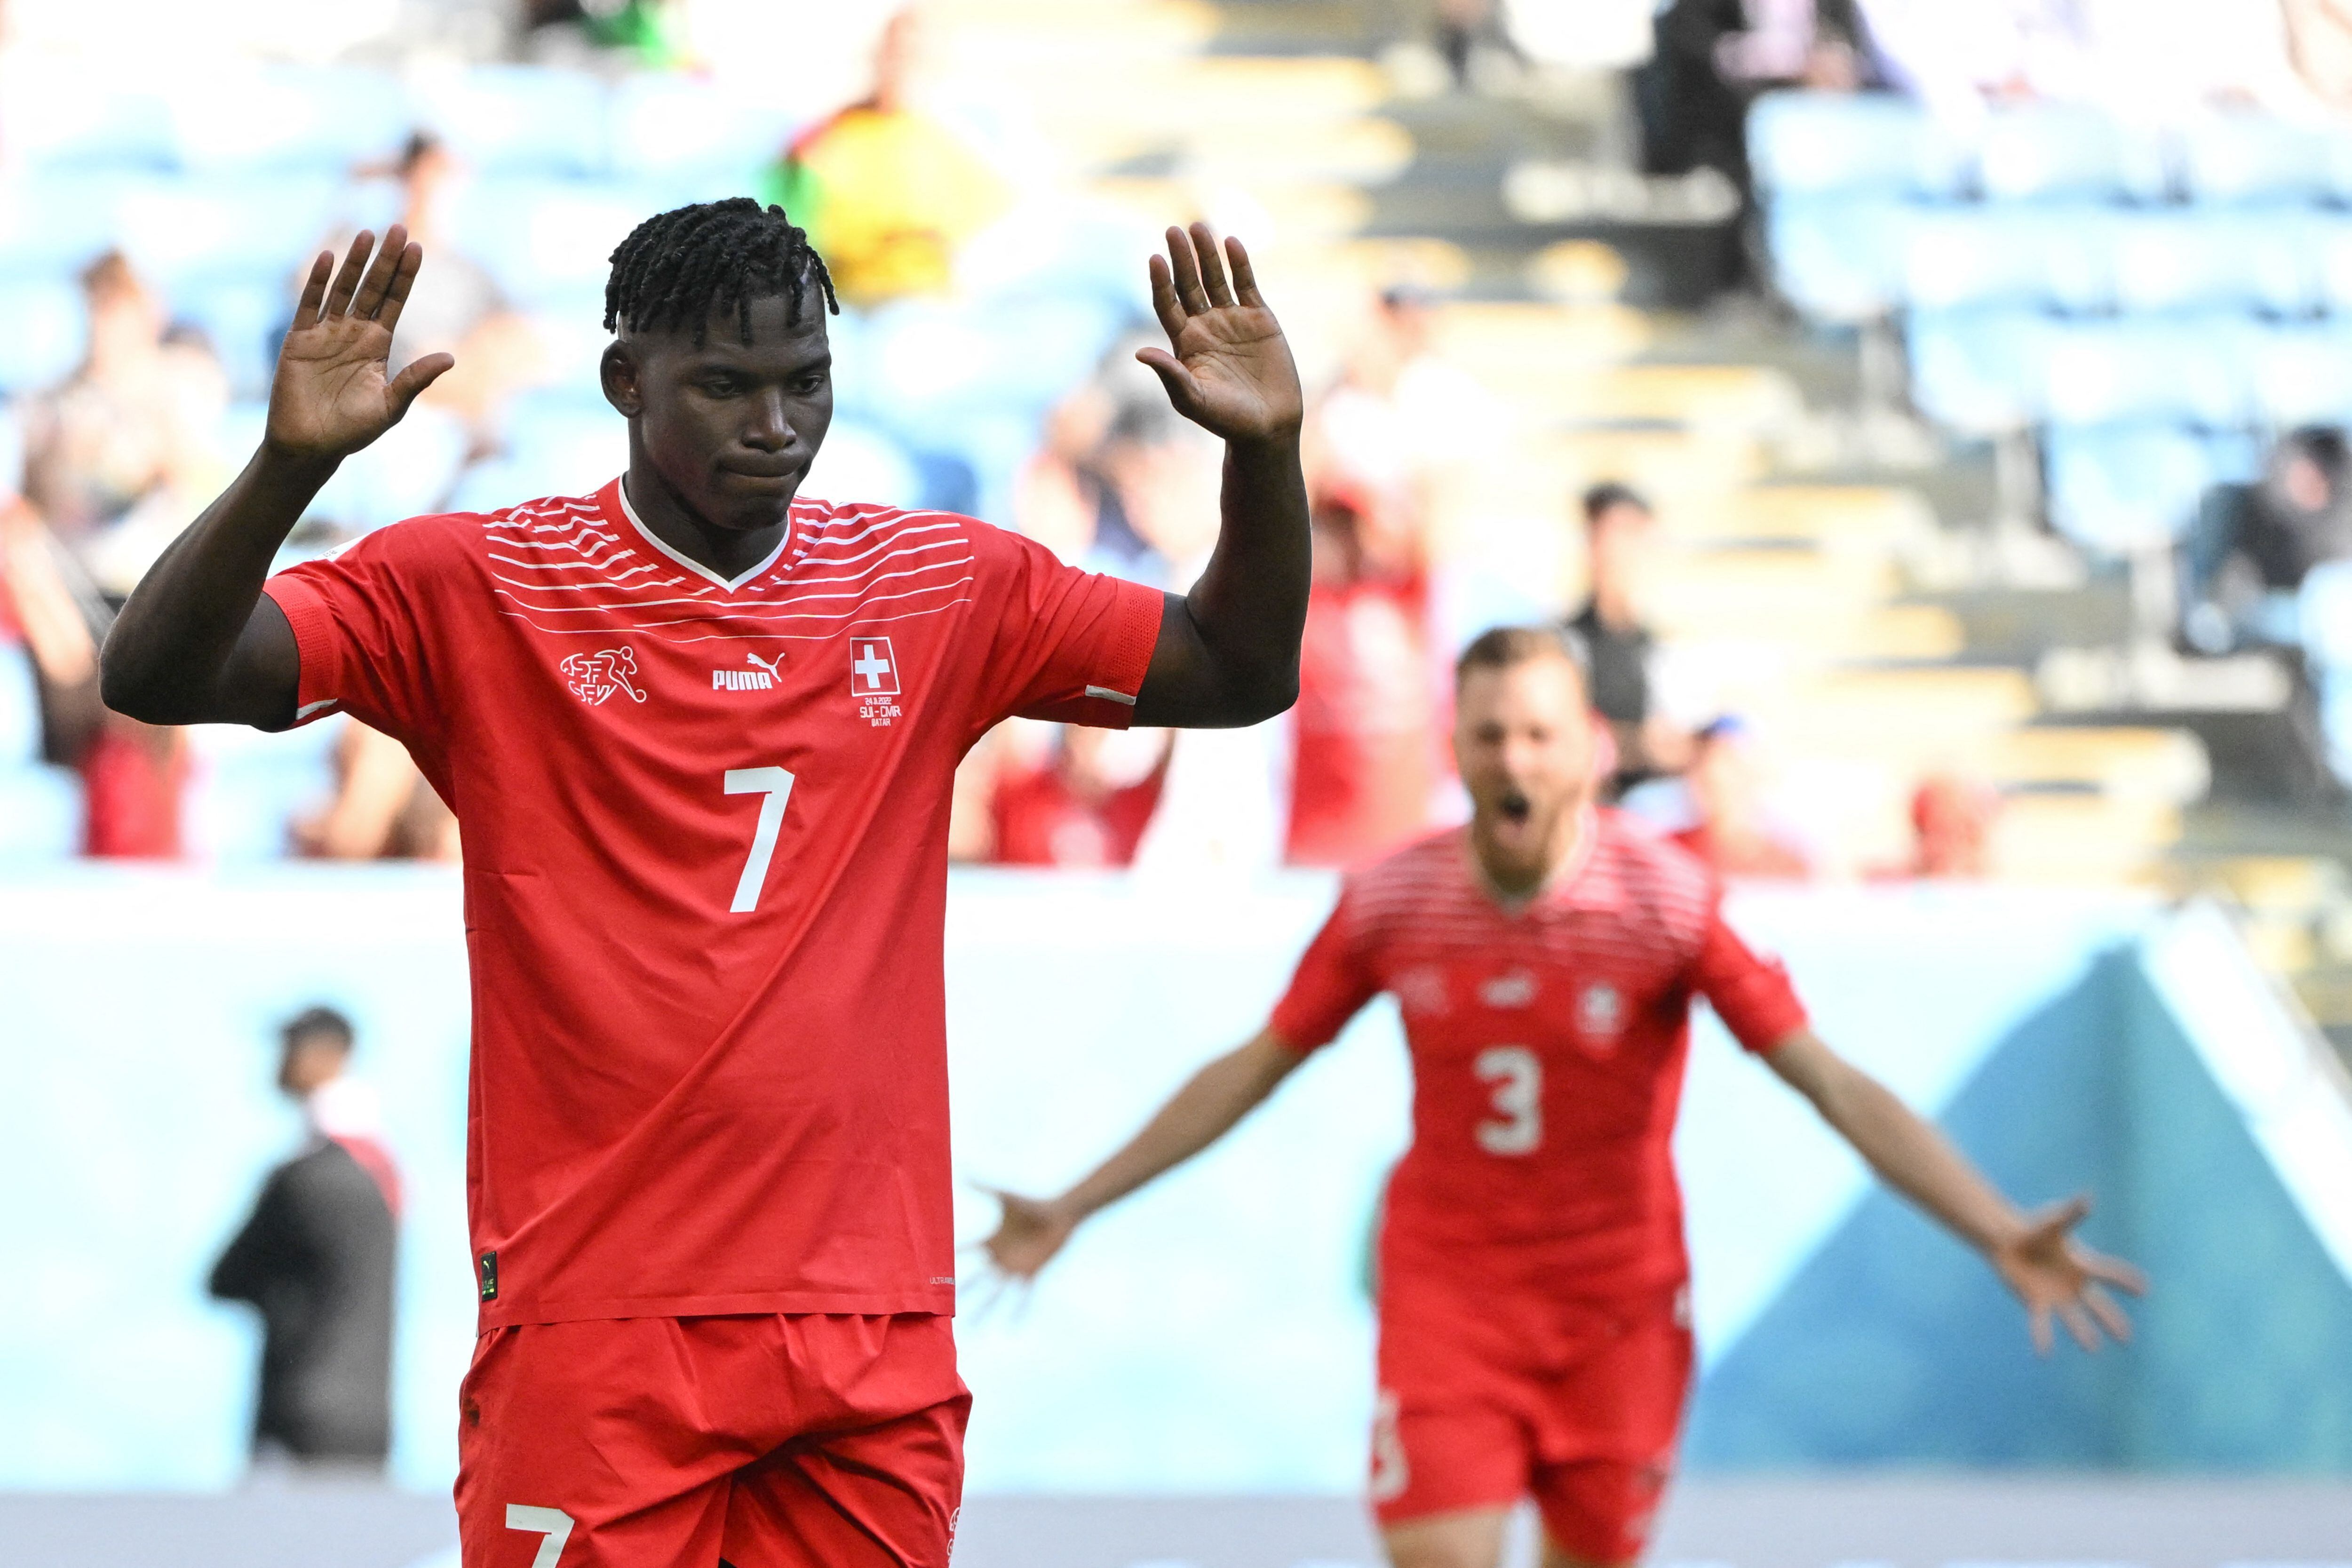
[966,520,1164,730]
[1691,899,1808,1054]
[1266,885,1380,1052]
[261,519,453,755]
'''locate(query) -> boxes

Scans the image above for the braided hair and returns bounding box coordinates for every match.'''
[603,198,839,345]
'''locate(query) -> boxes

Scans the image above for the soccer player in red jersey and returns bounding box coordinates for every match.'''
[98,201,1308,1567]
[986,625,2146,1568]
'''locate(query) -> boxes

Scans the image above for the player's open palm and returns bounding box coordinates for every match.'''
[1991,1195,2146,1353]
[1137,223,1303,445]
[267,226,453,465]
[982,1190,1079,1280]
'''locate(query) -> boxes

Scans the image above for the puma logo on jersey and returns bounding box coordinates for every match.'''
[561,648,647,705]
[1480,970,1538,1009]
[713,652,783,692]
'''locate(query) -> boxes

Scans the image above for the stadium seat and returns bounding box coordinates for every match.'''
[2040,316,2256,427]
[1900,205,2119,314]
[488,390,631,501]
[2108,211,2295,316]
[165,67,412,175]
[0,761,81,862]
[1977,104,2158,202]
[0,68,175,172]
[449,177,674,307]
[303,402,471,532]
[0,172,138,280]
[1747,92,1966,199]
[111,175,340,294]
[606,75,803,184]
[2042,422,2218,555]
[2247,322,2352,428]
[172,278,290,400]
[0,279,88,394]
[409,67,611,179]
[800,420,924,511]
[1904,309,2056,432]
[1764,197,1914,322]
[2175,112,2337,206]
[181,719,338,864]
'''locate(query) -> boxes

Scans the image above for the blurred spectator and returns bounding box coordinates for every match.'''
[765,8,1009,309]
[1287,485,1441,868]
[1853,0,2096,119]
[208,1006,399,1473]
[1637,0,1879,197]
[20,253,204,542]
[0,499,186,858]
[2181,427,2352,656]
[988,724,1172,868]
[1903,773,2001,879]
[294,720,460,862]
[1565,482,1693,796]
[1670,716,1814,878]
[1313,285,1501,545]
[364,132,541,440]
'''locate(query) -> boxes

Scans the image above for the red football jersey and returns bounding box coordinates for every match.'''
[1269,813,1806,1297]
[264,479,1161,1326]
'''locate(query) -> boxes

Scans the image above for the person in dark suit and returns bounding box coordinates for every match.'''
[210,1006,400,1470]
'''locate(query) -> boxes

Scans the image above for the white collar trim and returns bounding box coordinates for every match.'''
[615,477,795,592]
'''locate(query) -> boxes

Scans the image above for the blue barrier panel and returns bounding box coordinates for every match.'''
[0,871,2346,1492]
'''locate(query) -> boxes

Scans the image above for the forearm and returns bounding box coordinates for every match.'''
[1814,1067,2024,1253]
[100,443,332,723]
[1177,432,1309,720]
[1059,1037,1297,1221]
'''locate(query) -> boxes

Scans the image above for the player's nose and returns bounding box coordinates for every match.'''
[741,389,794,450]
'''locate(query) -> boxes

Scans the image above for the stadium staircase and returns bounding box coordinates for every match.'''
[947,0,2352,1068]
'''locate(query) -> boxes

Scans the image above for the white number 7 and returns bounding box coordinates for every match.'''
[723,766,797,914]
[505,1504,575,1568]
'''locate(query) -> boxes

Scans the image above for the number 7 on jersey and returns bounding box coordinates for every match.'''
[723,766,796,913]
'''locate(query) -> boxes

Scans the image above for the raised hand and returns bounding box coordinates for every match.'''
[267,227,453,465]
[1137,223,1303,445]
[1991,1195,2146,1353]
[981,1189,1081,1281]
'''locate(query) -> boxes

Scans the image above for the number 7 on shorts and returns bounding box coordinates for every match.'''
[506,1504,576,1568]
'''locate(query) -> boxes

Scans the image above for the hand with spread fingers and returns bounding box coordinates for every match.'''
[1137,222,1303,446]
[1991,1194,2147,1354]
[267,226,454,465]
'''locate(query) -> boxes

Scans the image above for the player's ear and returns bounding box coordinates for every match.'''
[600,339,644,419]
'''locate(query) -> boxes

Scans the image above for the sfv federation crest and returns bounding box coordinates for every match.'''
[560,647,648,705]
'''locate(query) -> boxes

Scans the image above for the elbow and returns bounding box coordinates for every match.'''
[1225,660,1299,726]
[96,638,169,725]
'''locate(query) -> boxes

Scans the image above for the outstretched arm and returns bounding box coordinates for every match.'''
[1766,1029,2146,1353]
[1128,224,1309,729]
[100,228,452,729]
[985,1030,1306,1277]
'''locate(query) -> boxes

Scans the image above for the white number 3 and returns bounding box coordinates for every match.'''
[505,1504,575,1568]
[1474,1044,1542,1155]
[723,766,797,914]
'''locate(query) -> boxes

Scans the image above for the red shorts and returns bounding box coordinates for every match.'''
[1368,1279,1692,1565]
[455,1313,968,1568]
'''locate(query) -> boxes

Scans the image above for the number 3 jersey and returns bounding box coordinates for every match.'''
[262,478,1162,1328]
[1267,815,1808,1298]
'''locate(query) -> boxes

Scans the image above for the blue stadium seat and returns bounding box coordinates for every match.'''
[2175,112,2336,205]
[0,762,81,862]
[303,402,472,532]
[799,420,923,511]
[2308,217,2352,316]
[0,72,175,171]
[0,279,88,394]
[112,175,340,294]
[2043,422,2217,554]
[166,67,412,175]
[1977,104,2158,202]
[2040,316,2255,427]
[172,278,289,400]
[488,391,630,501]
[0,171,138,279]
[1764,197,1914,321]
[1747,92,1966,199]
[2108,212,2298,316]
[181,719,338,863]
[410,67,610,179]
[449,177,672,307]
[1904,309,2055,432]
[2247,322,2352,428]
[606,75,802,183]
[1901,205,2119,314]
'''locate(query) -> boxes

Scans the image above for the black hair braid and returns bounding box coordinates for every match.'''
[603,197,839,344]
